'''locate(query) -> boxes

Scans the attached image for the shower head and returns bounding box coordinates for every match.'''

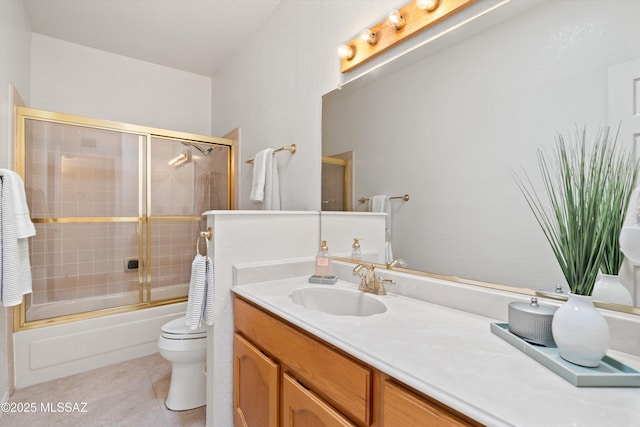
[190,144,214,156]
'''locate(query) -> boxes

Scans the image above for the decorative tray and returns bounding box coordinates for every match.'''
[490,323,640,387]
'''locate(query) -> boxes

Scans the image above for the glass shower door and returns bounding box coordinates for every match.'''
[24,119,146,322]
[17,107,234,328]
[147,137,230,302]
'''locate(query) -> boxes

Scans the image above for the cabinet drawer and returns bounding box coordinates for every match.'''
[282,373,357,427]
[234,297,372,425]
[382,380,475,427]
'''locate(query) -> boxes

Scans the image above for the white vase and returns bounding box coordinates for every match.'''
[592,274,633,306]
[620,226,640,265]
[551,293,609,367]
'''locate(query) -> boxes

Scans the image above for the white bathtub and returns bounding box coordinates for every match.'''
[14,299,187,388]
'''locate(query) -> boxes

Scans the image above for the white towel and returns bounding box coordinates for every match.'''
[250,149,271,202]
[0,169,36,307]
[384,232,394,265]
[185,254,215,328]
[264,151,280,210]
[370,195,391,229]
[370,195,393,264]
[249,148,280,210]
[202,256,215,326]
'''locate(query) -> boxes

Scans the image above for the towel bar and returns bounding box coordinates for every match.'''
[245,145,296,164]
[358,194,410,204]
[196,227,213,257]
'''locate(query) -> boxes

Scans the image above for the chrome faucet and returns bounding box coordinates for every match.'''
[353,263,395,296]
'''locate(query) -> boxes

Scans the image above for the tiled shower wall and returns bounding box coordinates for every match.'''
[30,222,140,305]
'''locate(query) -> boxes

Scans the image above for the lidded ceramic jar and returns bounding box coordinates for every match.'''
[508,297,557,347]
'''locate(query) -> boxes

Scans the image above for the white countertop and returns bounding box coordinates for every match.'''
[232,277,640,427]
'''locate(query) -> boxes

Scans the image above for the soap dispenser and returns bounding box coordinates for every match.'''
[351,238,362,260]
[315,240,332,277]
[309,241,337,284]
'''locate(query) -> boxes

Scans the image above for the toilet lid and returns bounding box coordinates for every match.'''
[161,317,207,339]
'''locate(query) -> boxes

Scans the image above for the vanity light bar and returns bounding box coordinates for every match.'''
[339,0,476,73]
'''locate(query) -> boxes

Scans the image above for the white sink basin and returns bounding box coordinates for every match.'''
[289,287,387,317]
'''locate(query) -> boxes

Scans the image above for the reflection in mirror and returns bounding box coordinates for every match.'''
[321,153,353,211]
[322,0,640,309]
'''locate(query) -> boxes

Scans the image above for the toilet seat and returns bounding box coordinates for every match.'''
[161,317,207,340]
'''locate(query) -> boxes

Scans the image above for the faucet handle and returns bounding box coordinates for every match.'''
[378,277,395,286]
[374,276,395,295]
[355,271,368,286]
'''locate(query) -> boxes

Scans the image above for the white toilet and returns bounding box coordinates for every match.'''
[157,316,208,411]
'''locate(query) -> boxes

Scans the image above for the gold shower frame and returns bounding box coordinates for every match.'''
[13,107,236,331]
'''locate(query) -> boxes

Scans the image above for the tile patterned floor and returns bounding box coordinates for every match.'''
[0,353,206,427]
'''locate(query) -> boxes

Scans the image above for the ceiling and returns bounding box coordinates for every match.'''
[23,0,283,77]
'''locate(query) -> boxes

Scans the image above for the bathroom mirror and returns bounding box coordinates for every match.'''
[321,0,640,308]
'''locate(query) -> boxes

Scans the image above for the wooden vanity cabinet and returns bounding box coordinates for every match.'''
[233,333,279,427]
[234,296,372,426]
[233,295,481,427]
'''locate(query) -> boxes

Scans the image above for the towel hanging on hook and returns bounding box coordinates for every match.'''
[187,226,215,329]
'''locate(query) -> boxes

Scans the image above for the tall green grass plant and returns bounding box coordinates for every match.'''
[514,127,638,296]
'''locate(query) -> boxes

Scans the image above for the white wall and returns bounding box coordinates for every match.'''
[205,211,320,426]
[30,34,212,135]
[0,0,31,408]
[0,0,31,166]
[323,0,640,291]
[211,0,408,210]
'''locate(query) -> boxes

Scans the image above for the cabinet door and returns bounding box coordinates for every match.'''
[234,333,279,427]
[382,380,473,427]
[234,297,372,425]
[282,373,356,427]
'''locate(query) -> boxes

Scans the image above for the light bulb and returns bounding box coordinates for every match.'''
[416,0,440,11]
[386,9,405,30]
[359,29,377,45]
[337,44,355,60]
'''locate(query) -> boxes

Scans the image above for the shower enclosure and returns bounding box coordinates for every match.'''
[14,107,234,329]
